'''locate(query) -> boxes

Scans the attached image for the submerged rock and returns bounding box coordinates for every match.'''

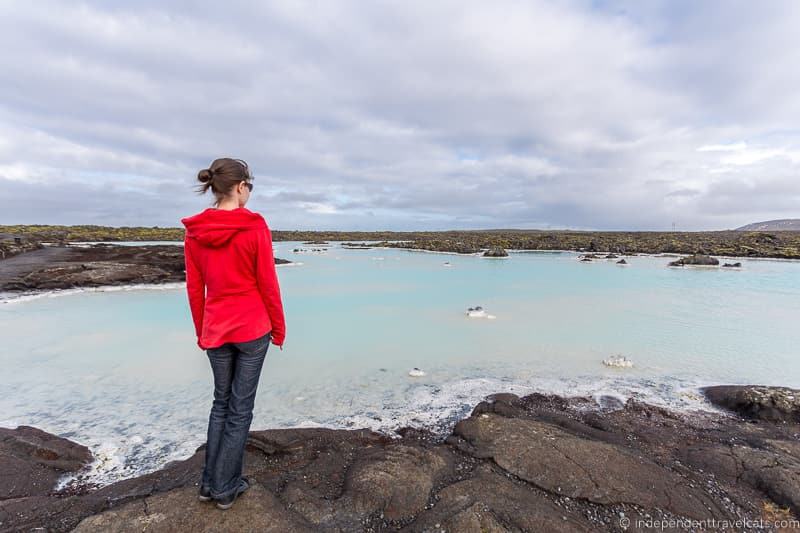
[668,254,720,267]
[602,355,634,368]
[482,247,508,257]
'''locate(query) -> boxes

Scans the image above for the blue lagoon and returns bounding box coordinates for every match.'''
[1,242,799,488]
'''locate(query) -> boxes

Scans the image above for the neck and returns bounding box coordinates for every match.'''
[215,199,241,211]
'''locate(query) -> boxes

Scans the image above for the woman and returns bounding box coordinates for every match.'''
[180,158,286,510]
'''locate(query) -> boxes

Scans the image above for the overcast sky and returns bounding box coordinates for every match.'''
[1,1,798,230]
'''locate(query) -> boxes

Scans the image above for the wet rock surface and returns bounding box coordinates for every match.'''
[0,426,93,500]
[0,244,291,292]
[703,385,800,423]
[2,388,799,531]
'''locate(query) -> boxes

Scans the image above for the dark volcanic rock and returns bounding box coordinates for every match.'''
[723,262,742,268]
[616,259,628,265]
[72,484,315,533]
[409,463,591,532]
[448,412,725,520]
[703,385,800,423]
[344,445,451,521]
[482,247,508,257]
[681,442,800,515]
[0,245,292,292]
[0,426,93,500]
[668,253,720,267]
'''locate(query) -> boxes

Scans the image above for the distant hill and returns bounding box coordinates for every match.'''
[736,219,800,231]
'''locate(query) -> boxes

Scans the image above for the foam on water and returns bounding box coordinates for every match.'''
[0,282,187,304]
[45,373,727,491]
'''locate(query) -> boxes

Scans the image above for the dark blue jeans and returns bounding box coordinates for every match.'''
[201,331,271,499]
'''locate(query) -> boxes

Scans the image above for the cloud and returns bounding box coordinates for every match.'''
[0,0,799,230]
[697,142,747,152]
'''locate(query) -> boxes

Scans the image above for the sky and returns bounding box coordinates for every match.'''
[1,1,799,231]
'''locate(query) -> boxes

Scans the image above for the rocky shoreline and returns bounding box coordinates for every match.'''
[343,230,800,259]
[0,244,291,293]
[3,226,800,259]
[1,386,798,532]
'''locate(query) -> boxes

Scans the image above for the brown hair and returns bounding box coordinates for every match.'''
[195,158,253,205]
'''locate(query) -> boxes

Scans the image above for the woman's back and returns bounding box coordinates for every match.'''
[181,206,286,350]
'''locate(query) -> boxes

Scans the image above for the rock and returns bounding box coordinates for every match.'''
[602,355,633,368]
[343,445,451,521]
[0,233,43,260]
[722,262,742,268]
[408,367,426,377]
[668,254,720,267]
[682,443,800,515]
[605,254,618,259]
[702,385,800,423]
[0,244,292,292]
[616,259,627,265]
[409,464,592,532]
[5,389,799,531]
[0,425,93,499]
[72,483,314,533]
[482,247,508,257]
[449,412,727,520]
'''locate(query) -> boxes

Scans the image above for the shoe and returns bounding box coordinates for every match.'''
[198,485,212,502]
[215,477,250,510]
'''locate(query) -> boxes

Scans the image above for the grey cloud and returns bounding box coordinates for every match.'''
[0,0,799,230]
[665,188,700,198]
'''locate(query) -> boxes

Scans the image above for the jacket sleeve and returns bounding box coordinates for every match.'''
[255,225,286,346]
[184,236,205,341]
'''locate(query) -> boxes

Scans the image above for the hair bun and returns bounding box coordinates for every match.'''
[197,168,214,183]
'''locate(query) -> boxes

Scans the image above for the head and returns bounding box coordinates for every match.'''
[195,158,254,208]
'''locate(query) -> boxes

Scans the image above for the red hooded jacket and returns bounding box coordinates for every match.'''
[180,207,286,350]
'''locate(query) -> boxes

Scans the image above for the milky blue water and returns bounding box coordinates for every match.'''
[1,241,799,489]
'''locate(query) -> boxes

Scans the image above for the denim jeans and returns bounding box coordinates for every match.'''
[201,331,271,499]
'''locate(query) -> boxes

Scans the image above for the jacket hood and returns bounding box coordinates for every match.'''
[181,207,266,248]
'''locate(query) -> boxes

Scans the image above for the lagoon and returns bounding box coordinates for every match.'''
[1,241,799,489]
